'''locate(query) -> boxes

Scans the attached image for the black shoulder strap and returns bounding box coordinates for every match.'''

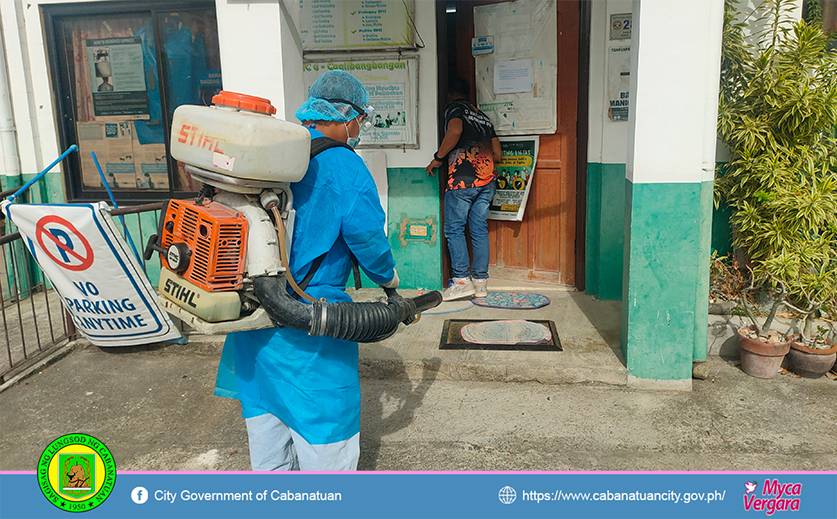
[296,252,327,295]
[310,136,354,158]
[294,137,359,298]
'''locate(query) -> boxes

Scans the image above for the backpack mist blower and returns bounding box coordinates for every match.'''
[143,92,441,342]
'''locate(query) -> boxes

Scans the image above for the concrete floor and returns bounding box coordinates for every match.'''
[352,281,626,386]
[2,281,837,472]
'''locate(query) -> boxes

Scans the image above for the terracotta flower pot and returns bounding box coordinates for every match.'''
[787,336,837,379]
[737,327,791,379]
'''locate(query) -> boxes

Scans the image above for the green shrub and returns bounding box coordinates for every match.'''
[716,0,837,342]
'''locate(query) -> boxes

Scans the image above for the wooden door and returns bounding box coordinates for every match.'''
[453,0,578,285]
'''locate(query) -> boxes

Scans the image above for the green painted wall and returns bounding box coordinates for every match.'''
[694,180,714,362]
[11,161,440,294]
[621,181,701,380]
[585,163,601,296]
[111,210,163,286]
[354,167,442,291]
[585,163,625,300]
[2,170,64,295]
[712,203,733,257]
[55,167,439,292]
[711,163,733,257]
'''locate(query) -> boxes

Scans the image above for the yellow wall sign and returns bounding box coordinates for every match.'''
[300,0,413,50]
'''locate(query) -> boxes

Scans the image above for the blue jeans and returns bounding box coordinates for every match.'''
[444,182,495,279]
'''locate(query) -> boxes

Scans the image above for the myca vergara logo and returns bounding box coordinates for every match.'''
[37,433,116,512]
[743,479,801,515]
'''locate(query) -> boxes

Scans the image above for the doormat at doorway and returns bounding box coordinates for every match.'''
[439,319,562,351]
[472,292,550,309]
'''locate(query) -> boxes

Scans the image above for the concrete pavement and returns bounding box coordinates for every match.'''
[1,285,835,471]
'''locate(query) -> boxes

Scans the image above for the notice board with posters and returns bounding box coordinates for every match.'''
[488,136,539,221]
[302,57,419,148]
[300,0,414,51]
[473,0,557,135]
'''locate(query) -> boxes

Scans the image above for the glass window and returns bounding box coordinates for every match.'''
[48,3,221,202]
[158,10,223,192]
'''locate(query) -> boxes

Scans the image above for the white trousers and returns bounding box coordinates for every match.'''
[245,413,359,471]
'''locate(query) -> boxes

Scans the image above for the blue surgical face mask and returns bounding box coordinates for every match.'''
[344,120,361,149]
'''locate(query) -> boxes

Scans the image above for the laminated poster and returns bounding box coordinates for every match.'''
[608,45,631,121]
[86,37,150,117]
[303,59,417,147]
[488,136,539,221]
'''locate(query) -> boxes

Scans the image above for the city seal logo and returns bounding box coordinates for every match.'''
[37,434,116,512]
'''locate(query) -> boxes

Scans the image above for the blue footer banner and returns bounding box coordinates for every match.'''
[1,472,835,519]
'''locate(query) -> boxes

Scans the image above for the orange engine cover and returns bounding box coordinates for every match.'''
[160,199,248,291]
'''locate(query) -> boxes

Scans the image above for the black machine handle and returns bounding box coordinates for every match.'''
[143,234,166,261]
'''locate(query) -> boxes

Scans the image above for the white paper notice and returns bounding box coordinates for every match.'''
[494,59,534,94]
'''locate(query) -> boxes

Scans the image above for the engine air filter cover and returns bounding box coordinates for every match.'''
[160,199,248,291]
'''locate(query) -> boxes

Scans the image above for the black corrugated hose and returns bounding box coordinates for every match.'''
[253,276,442,343]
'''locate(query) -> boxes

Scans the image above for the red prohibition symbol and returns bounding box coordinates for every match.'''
[34,215,94,271]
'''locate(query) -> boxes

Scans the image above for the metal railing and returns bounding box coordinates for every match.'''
[0,201,163,385]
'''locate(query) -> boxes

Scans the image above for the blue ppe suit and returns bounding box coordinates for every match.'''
[215,127,395,445]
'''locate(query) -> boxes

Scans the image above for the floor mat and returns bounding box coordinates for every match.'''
[462,320,551,344]
[472,292,551,309]
[439,319,562,351]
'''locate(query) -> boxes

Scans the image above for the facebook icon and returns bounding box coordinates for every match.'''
[131,486,148,504]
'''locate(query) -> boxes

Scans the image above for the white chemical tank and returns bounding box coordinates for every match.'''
[170,91,310,183]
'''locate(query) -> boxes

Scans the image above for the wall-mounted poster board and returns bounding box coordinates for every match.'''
[474,0,557,135]
[300,0,414,51]
[488,136,539,221]
[302,57,419,148]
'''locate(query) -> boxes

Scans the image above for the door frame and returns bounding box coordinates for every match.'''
[433,0,590,289]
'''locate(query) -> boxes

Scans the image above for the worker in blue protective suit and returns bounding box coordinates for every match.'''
[215,70,398,471]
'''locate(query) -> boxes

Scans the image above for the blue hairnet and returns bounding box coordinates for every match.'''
[295,70,370,123]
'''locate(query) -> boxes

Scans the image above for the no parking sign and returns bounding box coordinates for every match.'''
[1,201,181,346]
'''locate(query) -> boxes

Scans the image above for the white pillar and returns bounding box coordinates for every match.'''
[621,0,724,388]
[214,0,304,120]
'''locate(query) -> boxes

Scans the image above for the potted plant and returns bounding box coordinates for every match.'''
[716,0,837,377]
[777,256,837,377]
[736,276,792,378]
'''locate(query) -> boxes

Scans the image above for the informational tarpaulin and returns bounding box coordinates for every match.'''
[608,45,631,121]
[474,0,557,135]
[303,58,418,147]
[300,0,412,50]
[357,150,388,235]
[86,37,149,117]
[488,136,539,221]
[0,201,181,347]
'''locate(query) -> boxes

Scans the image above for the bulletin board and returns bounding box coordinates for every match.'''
[474,0,557,135]
[300,0,414,51]
[302,56,419,148]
